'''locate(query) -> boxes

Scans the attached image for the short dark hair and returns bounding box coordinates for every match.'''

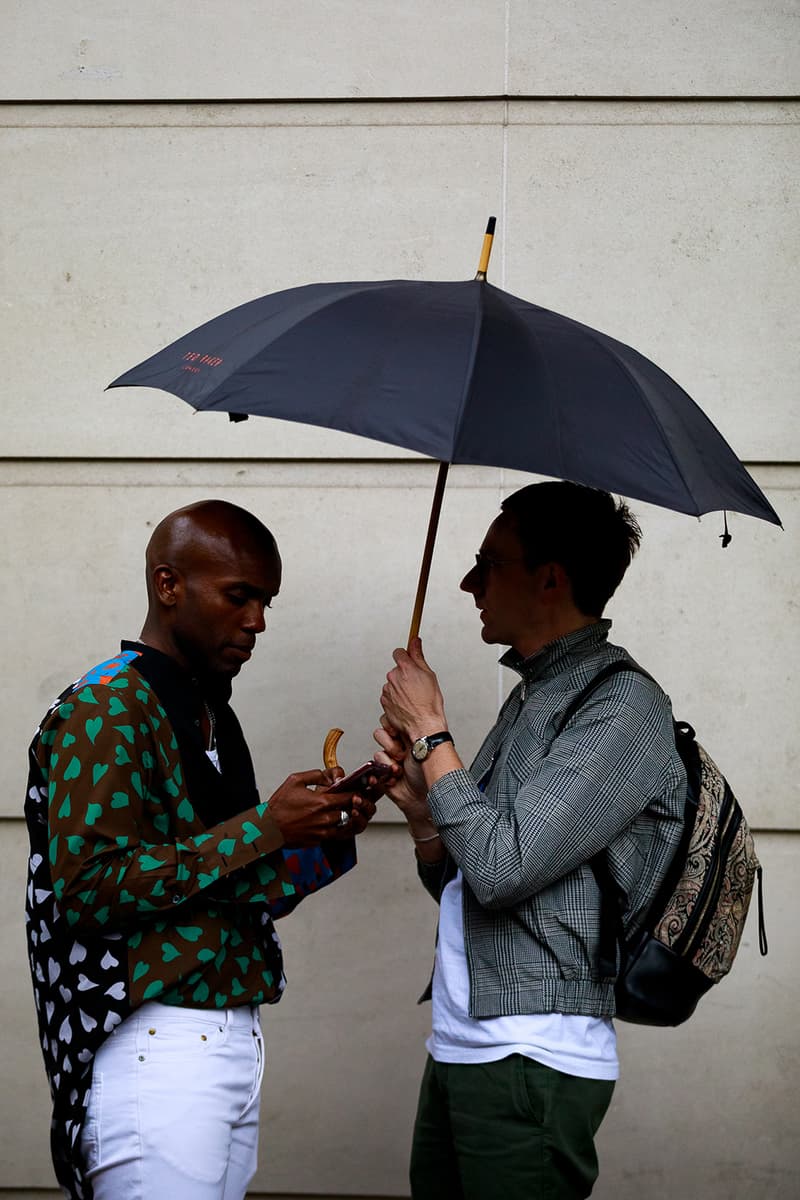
[500,481,642,617]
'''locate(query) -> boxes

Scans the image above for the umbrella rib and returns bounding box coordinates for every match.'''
[464,291,567,478]
[198,281,412,414]
[510,300,566,476]
[451,283,489,460]
[577,324,699,510]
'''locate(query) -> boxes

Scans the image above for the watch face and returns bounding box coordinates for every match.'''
[411,738,428,762]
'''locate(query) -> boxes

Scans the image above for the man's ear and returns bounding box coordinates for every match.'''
[540,561,570,600]
[542,561,567,590]
[151,564,181,608]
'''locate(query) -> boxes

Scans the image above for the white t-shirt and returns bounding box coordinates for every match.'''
[427,872,619,1081]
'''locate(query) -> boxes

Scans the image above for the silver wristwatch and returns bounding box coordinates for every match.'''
[411,731,454,762]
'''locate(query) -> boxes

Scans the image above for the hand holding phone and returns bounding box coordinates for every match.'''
[324,760,394,794]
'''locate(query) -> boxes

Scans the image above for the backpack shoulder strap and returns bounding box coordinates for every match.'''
[556,657,655,979]
[556,658,652,736]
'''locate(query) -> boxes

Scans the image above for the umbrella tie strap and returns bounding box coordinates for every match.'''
[719,511,732,548]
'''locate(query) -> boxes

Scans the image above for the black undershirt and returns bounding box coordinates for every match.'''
[120,640,259,828]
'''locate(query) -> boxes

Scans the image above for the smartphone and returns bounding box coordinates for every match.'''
[324,760,394,794]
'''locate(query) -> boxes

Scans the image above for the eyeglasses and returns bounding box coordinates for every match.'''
[472,550,526,579]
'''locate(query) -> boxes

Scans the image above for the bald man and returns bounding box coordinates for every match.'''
[24,500,378,1200]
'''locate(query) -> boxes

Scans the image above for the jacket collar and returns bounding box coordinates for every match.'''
[500,619,612,685]
[120,640,233,711]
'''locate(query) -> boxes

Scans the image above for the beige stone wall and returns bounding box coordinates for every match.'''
[1,4,798,1196]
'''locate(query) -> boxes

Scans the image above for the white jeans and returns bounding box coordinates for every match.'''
[81,1002,265,1200]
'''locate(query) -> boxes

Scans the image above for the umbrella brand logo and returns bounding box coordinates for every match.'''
[182,351,224,373]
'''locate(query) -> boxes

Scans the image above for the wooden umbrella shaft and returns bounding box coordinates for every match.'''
[405,217,495,647]
[407,461,450,647]
[475,215,496,281]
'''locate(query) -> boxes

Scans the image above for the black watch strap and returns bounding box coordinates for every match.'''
[411,731,454,761]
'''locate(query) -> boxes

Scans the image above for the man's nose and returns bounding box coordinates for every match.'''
[243,601,267,633]
[460,565,480,594]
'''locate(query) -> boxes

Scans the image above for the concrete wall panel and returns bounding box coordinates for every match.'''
[2,462,795,827]
[509,1,800,97]
[2,103,796,460]
[3,2,798,101]
[1,1,508,102]
[504,109,800,462]
[1,110,504,459]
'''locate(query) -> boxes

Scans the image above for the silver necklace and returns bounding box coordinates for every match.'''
[203,701,222,773]
[202,701,216,751]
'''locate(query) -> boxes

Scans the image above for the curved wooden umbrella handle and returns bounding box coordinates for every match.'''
[323,727,344,770]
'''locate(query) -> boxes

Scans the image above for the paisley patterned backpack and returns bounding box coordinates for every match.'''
[562,660,768,1027]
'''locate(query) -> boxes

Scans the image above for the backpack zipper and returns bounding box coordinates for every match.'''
[673,782,742,958]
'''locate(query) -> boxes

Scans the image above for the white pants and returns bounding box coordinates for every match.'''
[81,1002,265,1200]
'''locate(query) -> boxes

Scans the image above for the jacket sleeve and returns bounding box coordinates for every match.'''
[267,842,358,919]
[426,674,679,910]
[42,686,295,933]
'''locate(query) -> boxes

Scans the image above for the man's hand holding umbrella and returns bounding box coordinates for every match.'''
[375,637,461,861]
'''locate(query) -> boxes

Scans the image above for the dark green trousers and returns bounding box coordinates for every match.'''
[409,1055,614,1200]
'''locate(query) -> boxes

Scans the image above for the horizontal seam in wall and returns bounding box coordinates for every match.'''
[3,121,797,131]
[2,94,799,105]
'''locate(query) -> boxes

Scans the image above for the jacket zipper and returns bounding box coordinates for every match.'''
[477,680,529,791]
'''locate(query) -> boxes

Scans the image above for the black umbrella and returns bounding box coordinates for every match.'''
[109,220,780,641]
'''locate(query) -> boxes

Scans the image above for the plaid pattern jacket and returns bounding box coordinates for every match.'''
[419,621,686,1019]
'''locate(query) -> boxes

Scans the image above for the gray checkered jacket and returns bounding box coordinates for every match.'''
[419,620,686,1018]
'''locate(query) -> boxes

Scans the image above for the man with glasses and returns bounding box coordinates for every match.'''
[375,481,685,1200]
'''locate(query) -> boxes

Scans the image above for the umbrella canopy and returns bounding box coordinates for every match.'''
[109,222,780,643]
[109,276,778,528]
